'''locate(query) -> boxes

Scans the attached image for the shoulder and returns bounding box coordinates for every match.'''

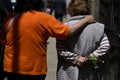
[86,22,105,30]
[36,11,50,17]
[89,22,104,27]
[81,22,105,35]
[36,11,55,20]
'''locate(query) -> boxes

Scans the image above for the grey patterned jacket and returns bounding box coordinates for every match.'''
[56,16,110,80]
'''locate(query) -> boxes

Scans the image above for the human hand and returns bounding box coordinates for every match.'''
[76,56,88,67]
[84,15,96,23]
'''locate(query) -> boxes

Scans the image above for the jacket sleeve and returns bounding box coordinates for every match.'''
[56,39,80,65]
[90,33,110,57]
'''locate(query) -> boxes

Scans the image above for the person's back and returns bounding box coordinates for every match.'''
[1,10,70,75]
[0,0,70,79]
[65,17,105,56]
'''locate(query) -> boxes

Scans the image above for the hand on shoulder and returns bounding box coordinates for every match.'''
[84,15,96,23]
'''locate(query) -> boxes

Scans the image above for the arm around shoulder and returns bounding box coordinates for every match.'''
[68,15,96,36]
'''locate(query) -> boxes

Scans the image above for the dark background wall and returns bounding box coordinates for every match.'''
[99,0,120,80]
[87,0,120,80]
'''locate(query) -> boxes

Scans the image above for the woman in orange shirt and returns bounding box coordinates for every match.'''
[0,0,95,80]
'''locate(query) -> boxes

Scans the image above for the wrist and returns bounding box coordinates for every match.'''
[81,18,89,26]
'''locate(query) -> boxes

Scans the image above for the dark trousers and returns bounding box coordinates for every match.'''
[55,13,64,22]
[5,72,46,80]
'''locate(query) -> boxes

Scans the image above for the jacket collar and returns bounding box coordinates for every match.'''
[67,15,87,22]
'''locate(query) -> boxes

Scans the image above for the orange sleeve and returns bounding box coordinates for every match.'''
[42,14,70,40]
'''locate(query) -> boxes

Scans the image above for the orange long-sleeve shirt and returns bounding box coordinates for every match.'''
[0,11,69,75]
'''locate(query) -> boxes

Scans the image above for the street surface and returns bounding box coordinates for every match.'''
[46,37,57,80]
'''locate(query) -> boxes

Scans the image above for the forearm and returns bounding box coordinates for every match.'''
[57,40,88,66]
[56,39,79,64]
[60,51,80,64]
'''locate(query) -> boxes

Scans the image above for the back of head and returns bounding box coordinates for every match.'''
[14,0,44,13]
[67,0,90,16]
